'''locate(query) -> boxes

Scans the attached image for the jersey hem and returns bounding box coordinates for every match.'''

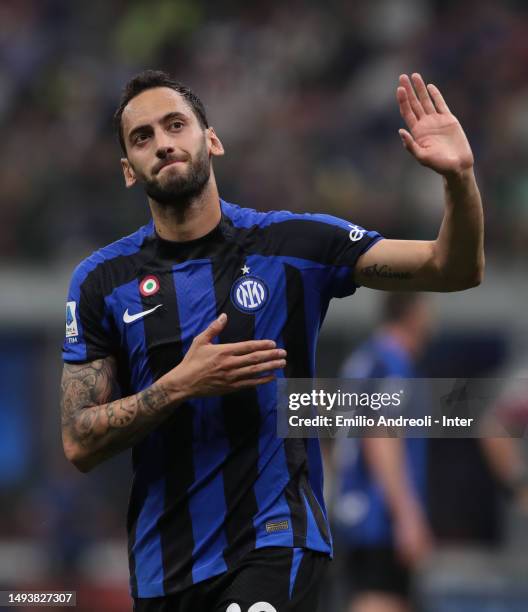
[130,537,332,599]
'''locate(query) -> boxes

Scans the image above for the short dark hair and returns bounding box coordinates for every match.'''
[113,69,209,155]
[381,292,424,324]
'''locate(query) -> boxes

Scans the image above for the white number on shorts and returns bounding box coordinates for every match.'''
[226,603,277,612]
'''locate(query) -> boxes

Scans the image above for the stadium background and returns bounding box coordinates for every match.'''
[1,1,527,610]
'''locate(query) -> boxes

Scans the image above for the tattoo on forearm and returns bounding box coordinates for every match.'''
[61,357,170,453]
[106,399,136,428]
[141,384,169,417]
[361,263,413,280]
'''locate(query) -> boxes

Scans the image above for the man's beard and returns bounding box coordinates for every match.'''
[144,142,210,208]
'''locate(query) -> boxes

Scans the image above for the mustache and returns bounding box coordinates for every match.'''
[153,154,189,175]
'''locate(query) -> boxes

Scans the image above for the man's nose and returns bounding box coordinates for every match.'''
[155,144,174,159]
[154,132,175,158]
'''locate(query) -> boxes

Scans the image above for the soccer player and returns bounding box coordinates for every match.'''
[335,293,433,612]
[60,70,483,611]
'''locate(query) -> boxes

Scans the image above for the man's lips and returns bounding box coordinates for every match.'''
[155,159,186,174]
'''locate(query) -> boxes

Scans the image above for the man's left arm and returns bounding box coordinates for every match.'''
[354,73,484,292]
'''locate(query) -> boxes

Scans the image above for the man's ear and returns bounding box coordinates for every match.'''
[121,158,137,188]
[207,127,225,157]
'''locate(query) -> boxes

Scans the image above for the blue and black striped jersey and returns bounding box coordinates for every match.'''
[62,199,382,598]
[335,335,428,546]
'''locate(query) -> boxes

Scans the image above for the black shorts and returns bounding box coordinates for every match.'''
[134,547,329,612]
[344,547,410,599]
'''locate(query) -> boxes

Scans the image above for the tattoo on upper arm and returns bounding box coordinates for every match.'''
[61,358,115,423]
[360,263,413,280]
[61,357,170,451]
[61,357,122,445]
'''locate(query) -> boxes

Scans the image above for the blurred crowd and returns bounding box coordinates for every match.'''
[2,0,528,263]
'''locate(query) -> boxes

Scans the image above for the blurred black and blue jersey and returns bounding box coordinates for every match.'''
[62,199,382,598]
[335,334,428,546]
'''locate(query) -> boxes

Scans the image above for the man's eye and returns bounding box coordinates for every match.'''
[134,134,149,144]
[170,121,183,130]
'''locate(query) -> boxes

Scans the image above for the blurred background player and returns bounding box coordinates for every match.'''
[334,293,434,612]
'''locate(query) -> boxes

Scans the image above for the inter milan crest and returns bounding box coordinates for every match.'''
[139,275,160,297]
[231,265,269,313]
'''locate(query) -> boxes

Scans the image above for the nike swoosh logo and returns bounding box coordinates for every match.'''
[123,304,163,324]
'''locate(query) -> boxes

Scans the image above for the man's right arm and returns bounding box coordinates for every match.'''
[61,313,286,473]
[61,356,178,473]
[362,437,432,566]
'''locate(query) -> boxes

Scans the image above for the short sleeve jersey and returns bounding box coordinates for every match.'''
[334,335,428,547]
[62,199,383,597]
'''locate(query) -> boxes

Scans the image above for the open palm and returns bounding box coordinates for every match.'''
[397,73,474,176]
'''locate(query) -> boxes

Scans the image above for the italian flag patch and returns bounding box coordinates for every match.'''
[139,275,160,297]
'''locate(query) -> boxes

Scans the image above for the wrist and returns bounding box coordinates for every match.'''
[158,366,193,405]
[392,496,424,522]
[443,166,475,187]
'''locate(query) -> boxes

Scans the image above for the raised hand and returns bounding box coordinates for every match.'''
[397,73,474,177]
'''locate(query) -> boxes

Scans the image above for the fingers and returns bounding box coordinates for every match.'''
[427,83,450,114]
[398,73,450,118]
[396,86,417,129]
[398,129,422,159]
[196,313,228,344]
[399,74,424,120]
[411,73,436,114]
[228,348,286,369]
[226,348,287,382]
[232,374,277,389]
[231,358,286,382]
[228,339,277,355]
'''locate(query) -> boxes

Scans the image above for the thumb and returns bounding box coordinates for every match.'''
[196,313,227,344]
[398,129,422,158]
